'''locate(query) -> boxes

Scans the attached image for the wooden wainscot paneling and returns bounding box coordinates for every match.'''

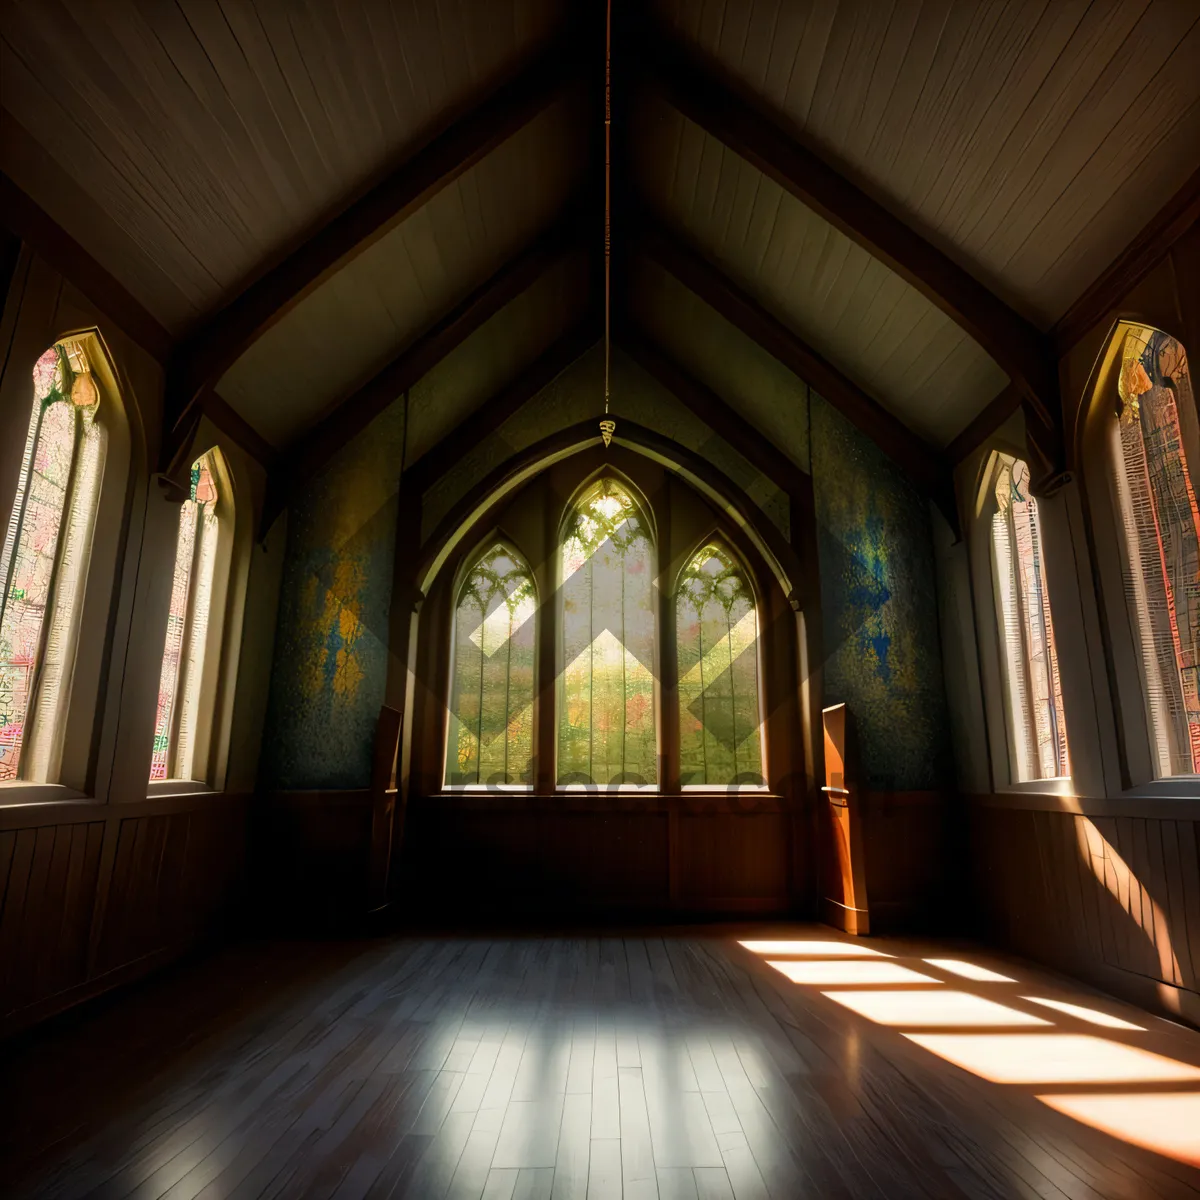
[860,790,952,934]
[255,791,374,928]
[971,796,1200,1026]
[397,792,794,918]
[0,792,248,1036]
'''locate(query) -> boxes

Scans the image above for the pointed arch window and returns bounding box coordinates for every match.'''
[558,478,657,788]
[0,343,105,782]
[1108,326,1200,777]
[676,543,765,788]
[988,455,1069,781]
[150,452,225,781]
[445,544,536,787]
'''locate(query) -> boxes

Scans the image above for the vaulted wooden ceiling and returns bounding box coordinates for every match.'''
[2,0,1198,516]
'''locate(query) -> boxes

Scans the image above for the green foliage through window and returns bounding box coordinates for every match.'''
[677,543,764,787]
[445,544,536,785]
[558,480,657,786]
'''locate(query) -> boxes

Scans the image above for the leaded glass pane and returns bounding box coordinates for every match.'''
[558,480,656,787]
[445,544,536,786]
[1109,327,1200,776]
[150,454,220,782]
[990,457,1069,781]
[0,345,89,781]
[677,543,764,787]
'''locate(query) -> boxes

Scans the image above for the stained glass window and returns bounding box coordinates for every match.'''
[677,543,765,787]
[989,456,1069,781]
[0,342,104,782]
[150,453,222,782]
[558,479,656,787]
[444,544,536,786]
[1108,327,1200,777]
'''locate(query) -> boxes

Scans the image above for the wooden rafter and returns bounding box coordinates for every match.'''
[636,223,957,530]
[0,171,171,364]
[617,324,800,499]
[164,29,584,468]
[947,384,1022,466]
[1054,164,1200,355]
[637,26,1064,489]
[261,211,587,533]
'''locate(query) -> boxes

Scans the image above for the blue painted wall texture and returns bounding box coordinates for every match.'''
[811,396,952,791]
[260,402,406,790]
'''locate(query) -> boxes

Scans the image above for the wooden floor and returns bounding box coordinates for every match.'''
[1,927,1198,1199]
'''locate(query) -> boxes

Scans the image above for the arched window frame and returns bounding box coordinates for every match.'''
[441,534,538,791]
[555,470,660,792]
[0,330,131,797]
[1080,319,1200,794]
[148,447,237,787]
[673,532,768,792]
[973,450,1070,786]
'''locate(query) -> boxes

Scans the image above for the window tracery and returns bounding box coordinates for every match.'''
[445,543,536,786]
[558,479,656,787]
[0,342,104,782]
[150,452,223,782]
[988,455,1069,781]
[1108,326,1200,776]
[676,542,765,787]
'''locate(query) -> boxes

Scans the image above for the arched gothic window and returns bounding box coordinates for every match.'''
[559,479,656,787]
[676,542,765,787]
[445,544,536,786]
[150,452,225,782]
[0,343,104,782]
[988,455,1069,781]
[1108,326,1200,776]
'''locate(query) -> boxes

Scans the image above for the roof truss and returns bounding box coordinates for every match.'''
[637,24,1064,492]
[635,223,957,532]
[163,26,585,470]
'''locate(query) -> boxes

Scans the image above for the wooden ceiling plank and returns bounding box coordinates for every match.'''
[259,210,584,532]
[637,26,1061,450]
[165,27,583,456]
[1053,167,1200,355]
[618,324,799,500]
[0,171,172,364]
[637,223,957,529]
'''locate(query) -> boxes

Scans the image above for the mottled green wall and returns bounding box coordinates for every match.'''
[812,397,952,791]
[260,402,406,790]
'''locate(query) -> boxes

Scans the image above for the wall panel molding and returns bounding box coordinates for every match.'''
[0,793,248,1037]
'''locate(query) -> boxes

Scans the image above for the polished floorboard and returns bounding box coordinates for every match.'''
[1,926,1198,1199]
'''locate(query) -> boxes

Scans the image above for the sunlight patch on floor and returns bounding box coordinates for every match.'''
[905,1033,1200,1085]
[766,959,938,986]
[1022,995,1145,1031]
[821,989,1049,1027]
[923,958,1015,983]
[1037,1092,1200,1167]
[739,939,890,957]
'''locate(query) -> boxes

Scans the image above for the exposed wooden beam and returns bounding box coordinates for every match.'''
[165,30,584,460]
[1054,165,1200,355]
[0,172,172,363]
[403,317,600,500]
[948,384,1022,466]
[617,324,801,499]
[202,393,277,469]
[260,213,585,533]
[636,224,957,529]
[638,28,1063,487]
